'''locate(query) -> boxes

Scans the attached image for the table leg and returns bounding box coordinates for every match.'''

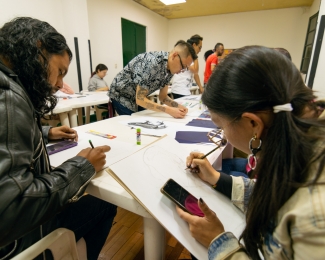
[59,113,70,127]
[68,109,78,127]
[86,107,91,124]
[143,217,165,260]
[77,108,83,126]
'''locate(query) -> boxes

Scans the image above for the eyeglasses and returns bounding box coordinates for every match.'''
[207,129,227,148]
[177,54,188,72]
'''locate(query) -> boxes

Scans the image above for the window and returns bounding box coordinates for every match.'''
[300,12,318,74]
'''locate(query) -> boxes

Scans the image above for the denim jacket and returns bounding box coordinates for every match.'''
[209,162,325,259]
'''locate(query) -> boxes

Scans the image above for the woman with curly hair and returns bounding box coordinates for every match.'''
[0,17,116,260]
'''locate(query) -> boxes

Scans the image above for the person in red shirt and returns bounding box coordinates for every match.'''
[204,43,224,85]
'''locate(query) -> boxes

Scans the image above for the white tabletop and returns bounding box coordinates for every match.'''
[48,98,237,259]
[52,91,109,127]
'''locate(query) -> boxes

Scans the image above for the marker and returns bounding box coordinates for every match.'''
[136,128,141,145]
[89,140,94,149]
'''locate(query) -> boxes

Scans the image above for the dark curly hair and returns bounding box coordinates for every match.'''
[0,17,72,116]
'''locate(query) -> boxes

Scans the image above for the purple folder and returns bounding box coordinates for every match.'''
[186,119,216,129]
[175,131,212,144]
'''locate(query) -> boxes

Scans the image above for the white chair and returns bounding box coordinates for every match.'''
[11,228,85,260]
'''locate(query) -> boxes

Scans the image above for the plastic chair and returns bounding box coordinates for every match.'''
[11,228,80,260]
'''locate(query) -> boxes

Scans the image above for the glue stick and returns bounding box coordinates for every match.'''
[136,128,141,145]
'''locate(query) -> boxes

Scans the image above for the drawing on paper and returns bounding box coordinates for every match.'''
[142,145,204,187]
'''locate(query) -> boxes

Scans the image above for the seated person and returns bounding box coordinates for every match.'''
[178,46,325,259]
[0,17,116,260]
[88,64,109,91]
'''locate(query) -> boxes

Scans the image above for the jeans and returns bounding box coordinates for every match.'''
[172,93,187,99]
[111,99,144,116]
[13,195,117,260]
[221,158,248,177]
[56,195,117,260]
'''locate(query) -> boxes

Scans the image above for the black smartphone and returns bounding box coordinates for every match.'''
[47,140,78,155]
[161,178,204,217]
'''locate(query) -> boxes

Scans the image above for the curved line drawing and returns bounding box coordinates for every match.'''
[142,145,203,187]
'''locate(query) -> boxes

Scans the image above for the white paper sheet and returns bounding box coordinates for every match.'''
[109,135,245,259]
[49,132,143,169]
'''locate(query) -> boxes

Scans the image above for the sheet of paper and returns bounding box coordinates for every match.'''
[49,131,143,169]
[119,117,185,136]
[109,135,245,259]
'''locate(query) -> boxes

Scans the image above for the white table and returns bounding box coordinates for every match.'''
[52,92,109,127]
[49,111,229,259]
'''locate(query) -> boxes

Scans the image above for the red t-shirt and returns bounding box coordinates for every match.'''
[204,53,218,83]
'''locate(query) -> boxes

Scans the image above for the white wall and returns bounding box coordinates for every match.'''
[0,0,91,93]
[168,5,319,83]
[87,0,169,87]
[307,0,325,99]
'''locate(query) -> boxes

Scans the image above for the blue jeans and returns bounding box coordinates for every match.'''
[111,99,145,115]
[221,158,248,177]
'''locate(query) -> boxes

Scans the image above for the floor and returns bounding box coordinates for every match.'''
[98,207,192,260]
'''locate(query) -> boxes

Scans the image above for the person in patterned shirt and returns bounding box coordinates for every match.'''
[109,40,197,118]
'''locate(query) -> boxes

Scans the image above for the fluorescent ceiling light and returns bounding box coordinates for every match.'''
[160,0,186,5]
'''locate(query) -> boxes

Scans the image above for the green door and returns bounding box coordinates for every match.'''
[121,18,146,67]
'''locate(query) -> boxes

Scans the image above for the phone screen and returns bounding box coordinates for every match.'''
[161,179,204,217]
[47,140,78,155]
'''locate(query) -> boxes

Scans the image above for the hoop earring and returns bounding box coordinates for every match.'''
[247,134,262,170]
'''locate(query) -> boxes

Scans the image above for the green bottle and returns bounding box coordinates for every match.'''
[136,128,141,145]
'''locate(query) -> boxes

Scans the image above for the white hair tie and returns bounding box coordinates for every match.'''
[273,103,293,113]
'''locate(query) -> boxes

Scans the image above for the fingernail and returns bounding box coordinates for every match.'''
[199,198,204,204]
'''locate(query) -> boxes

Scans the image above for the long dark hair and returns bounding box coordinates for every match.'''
[202,46,325,259]
[0,17,72,116]
[91,63,108,77]
[187,34,203,46]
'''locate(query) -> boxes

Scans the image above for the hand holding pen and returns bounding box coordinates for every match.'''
[185,151,221,186]
[76,140,111,172]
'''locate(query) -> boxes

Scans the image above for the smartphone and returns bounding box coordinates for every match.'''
[47,140,78,155]
[161,178,204,217]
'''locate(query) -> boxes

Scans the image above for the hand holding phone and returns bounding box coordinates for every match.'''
[161,178,204,217]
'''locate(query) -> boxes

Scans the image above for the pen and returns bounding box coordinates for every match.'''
[185,146,220,170]
[89,140,94,149]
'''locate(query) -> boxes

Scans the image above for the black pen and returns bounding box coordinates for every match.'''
[89,140,94,149]
[185,146,220,170]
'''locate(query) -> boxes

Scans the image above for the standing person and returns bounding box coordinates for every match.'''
[88,63,109,91]
[171,34,204,99]
[0,17,117,260]
[109,40,197,118]
[203,43,224,86]
[178,46,325,259]
[204,49,214,61]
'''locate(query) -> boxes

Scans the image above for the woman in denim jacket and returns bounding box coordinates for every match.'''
[178,46,325,259]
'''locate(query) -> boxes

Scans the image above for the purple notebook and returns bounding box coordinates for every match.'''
[175,131,212,144]
[186,119,216,129]
[47,140,78,155]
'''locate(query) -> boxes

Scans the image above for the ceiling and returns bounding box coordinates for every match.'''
[133,0,314,19]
